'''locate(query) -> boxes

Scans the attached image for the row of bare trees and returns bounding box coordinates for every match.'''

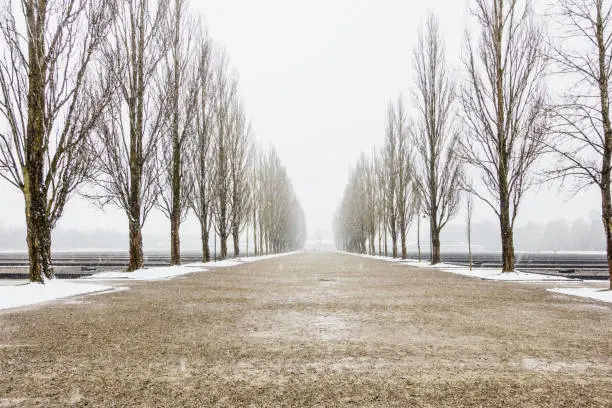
[0,0,305,282]
[334,15,462,264]
[336,0,612,289]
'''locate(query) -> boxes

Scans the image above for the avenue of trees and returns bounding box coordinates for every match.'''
[0,0,305,282]
[334,0,612,288]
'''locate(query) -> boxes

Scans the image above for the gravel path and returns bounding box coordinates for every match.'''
[0,252,610,407]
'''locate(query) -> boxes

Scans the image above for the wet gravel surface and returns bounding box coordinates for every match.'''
[0,252,610,407]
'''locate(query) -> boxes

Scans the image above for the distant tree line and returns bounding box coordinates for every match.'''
[335,0,612,289]
[0,0,305,282]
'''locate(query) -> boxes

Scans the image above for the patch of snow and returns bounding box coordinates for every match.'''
[85,265,208,281]
[406,262,574,282]
[547,287,612,303]
[0,280,113,311]
[87,251,302,280]
[340,251,574,282]
[184,250,303,268]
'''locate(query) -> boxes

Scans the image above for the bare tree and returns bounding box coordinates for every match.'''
[190,34,214,262]
[211,52,237,260]
[156,0,198,265]
[393,98,416,259]
[88,0,167,272]
[384,101,400,258]
[545,0,612,288]
[0,0,115,281]
[460,0,548,272]
[228,102,251,257]
[413,13,463,265]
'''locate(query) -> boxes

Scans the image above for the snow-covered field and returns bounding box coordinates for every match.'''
[0,251,302,311]
[547,287,612,303]
[0,280,114,311]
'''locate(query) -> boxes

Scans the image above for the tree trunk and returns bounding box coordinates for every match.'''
[232,227,240,257]
[24,1,51,282]
[200,217,210,262]
[253,219,258,256]
[128,217,143,271]
[596,7,612,289]
[602,188,612,290]
[499,211,515,272]
[431,227,441,264]
[400,226,407,259]
[384,225,388,257]
[170,213,181,265]
[392,235,397,258]
[468,222,472,271]
[378,223,382,255]
[220,233,228,259]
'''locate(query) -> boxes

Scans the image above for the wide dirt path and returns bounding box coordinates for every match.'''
[0,252,611,407]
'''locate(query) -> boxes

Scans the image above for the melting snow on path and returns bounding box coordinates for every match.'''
[547,287,612,303]
[0,280,113,311]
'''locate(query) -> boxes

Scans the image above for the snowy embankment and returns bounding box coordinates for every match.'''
[340,252,573,282]
[0,280,114,311]
[547,287,612,303]
[85,250,304,280]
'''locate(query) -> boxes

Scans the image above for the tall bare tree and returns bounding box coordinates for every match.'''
[460,0,548,272]
[228,102,251,257]
[89,0,167,272]
[413,13,463,264]
[545,0,612,288]
[156,0,198,265]
[393,98,416,259]
[190,34,214,262]
[0,0,115,281]
[384,101,399,258]
[211,52,237,259]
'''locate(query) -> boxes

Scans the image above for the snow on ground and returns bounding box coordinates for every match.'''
[88,251,303,280]
[0,279,113,311]
[547,287,612,303]
[340,251,574,282]
[184,250,304,268]
[86,265,208,281]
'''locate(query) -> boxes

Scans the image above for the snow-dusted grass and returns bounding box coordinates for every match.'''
[0,280,113,311]
[547,287,612,303]
[340,251,574,282]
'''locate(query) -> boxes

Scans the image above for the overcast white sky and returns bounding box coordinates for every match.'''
[0,0,602,239]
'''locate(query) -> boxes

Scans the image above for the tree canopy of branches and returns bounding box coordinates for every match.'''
[189,34,214,262]
[412,13,463,265]
[156,0,198,265]
[460,0,548,272]
[0,0,115,281]
[89,0,167,272]
[545,0,612,288]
